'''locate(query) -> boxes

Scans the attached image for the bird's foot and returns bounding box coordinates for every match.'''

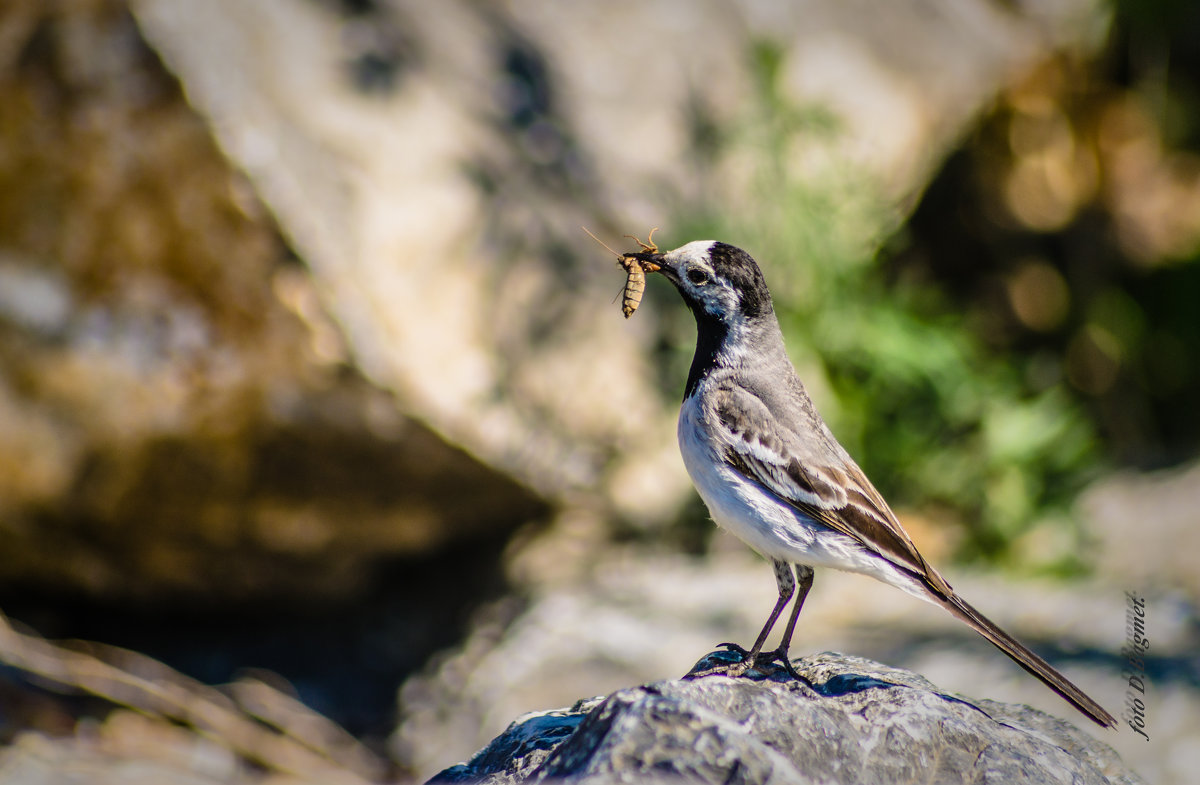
[754,645,806,682]
[686,643,807,683]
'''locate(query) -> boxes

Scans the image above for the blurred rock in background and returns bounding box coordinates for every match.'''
[1,0,1197,784]
[0,0,550,604]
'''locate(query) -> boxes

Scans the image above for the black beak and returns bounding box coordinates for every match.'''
[625,252,665,274]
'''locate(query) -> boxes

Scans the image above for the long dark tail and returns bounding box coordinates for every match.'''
[933,590,1116,728]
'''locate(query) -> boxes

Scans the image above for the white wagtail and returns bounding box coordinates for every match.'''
[624,239,1116,728]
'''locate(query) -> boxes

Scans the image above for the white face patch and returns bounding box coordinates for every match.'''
[663,240,719,264]
[661,241,742,319]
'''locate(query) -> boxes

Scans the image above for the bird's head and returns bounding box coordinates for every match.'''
[626,240,773,325]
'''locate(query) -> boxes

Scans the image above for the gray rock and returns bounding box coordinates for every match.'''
[429,651,1142,785]
[0,1,548,603]
[1080,459,1200,597]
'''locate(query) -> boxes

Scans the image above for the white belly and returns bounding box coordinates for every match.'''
[676,396,929,601]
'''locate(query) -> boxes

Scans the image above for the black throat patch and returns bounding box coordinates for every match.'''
[680,242,772,399]
[684,310,727,399]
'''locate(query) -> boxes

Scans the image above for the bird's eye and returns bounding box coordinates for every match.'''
[686,268,709,285]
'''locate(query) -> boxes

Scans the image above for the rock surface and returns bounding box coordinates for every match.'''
[1081,458,1200,597]
[430,651,1142,785]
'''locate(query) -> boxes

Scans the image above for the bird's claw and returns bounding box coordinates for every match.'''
[688,644,807,683]
[757,647,805,682]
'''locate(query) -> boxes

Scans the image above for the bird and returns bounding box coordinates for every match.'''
[623,239,1116,728]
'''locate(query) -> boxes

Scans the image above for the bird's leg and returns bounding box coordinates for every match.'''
[743,560,796,665]
[698,561,795,677]
[758,565,813,680]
